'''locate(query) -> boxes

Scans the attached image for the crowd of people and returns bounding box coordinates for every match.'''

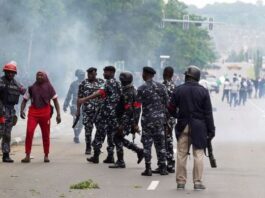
[221,73,265,107]
[0,61,215,191]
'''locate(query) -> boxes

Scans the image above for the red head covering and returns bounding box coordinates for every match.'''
[29,71,56,108]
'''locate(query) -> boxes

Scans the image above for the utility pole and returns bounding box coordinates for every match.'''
[183,15,189,30]
[160,55,170,69]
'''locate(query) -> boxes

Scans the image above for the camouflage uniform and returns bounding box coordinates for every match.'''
[78,78,104,150]
[92,77,121,157]
[114,84,142,161]
[63,80,83,141]
[0,76,25,154]
[163,80,176,170]
[137,79,168,167]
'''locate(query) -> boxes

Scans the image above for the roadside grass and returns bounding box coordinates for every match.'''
[70,179,99,190]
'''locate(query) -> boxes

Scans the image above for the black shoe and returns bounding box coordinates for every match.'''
[167,166,175,173]
[159,168,168,175]
[87,156,99,164]
[85,148,91,155]
[2,153,14,163]
[137,149,144,164]
[87,150,100,164]
[103,156,114,164]
[85,143,91,155]
[167,161,175,173]
[152,165,168,175]
[109,160,126,168]
[141,168,152,176]
[141,163,152,176]
[3,158,14,163]
[159,164,168,175]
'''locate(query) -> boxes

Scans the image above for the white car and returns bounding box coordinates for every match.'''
[200,77,220,93]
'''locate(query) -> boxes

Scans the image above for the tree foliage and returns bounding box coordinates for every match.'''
[254,49,263,79]
[156,0,216,71]
[0,0,216,76]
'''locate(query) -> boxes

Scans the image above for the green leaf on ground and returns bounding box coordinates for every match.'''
[133,185,142,189]
[70,179,99,190]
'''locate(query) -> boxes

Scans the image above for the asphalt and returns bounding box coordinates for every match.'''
[2,92,265,198]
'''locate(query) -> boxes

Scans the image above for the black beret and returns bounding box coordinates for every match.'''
[87,67,97,73]
[143,66,156,75]
[104,66,116,72]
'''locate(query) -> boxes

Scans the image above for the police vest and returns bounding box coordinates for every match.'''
[0,77,21,106]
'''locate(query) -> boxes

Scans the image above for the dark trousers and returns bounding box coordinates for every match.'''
[141,121,167,165]
[230,93,237,107]
[239,91,247,106]
[222,90,230,103]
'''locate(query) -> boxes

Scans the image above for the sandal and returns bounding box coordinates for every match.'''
[44,157,50,163]
[21,157,31,163]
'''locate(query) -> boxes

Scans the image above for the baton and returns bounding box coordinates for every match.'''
[72,115,80,128]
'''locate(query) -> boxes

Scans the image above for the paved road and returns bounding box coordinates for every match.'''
[1,94,265,198]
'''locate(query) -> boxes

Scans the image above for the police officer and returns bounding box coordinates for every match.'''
[0,61,26,163]
[153,66,176,173]
[109,72,144,168]
[137,67,168,176]
[63,69,85,144]
[78,66,121,164]
[168,66,215,190]
[77,67,104,154]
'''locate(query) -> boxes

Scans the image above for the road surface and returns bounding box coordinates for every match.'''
[1,93,265,198]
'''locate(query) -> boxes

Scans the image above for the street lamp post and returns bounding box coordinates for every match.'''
[160,55,170,69]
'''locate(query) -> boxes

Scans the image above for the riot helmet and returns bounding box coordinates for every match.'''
[3,61,17,74]
[184,65,201,81]
[119,72,133,86]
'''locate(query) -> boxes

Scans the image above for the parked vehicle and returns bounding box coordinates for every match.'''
[200,76,220,93]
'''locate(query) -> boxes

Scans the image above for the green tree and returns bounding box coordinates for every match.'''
[157,0,216,72]
[0,0,216,77]
[254,49,262,79]
[71,0,163,70]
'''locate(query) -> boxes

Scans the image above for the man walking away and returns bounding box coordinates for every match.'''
[137,67,168,176]
[168,66,215,190]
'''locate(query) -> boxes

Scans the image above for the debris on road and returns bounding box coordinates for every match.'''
[70,179,99,190]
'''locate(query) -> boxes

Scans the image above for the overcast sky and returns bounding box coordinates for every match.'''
[179,0,261,8]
